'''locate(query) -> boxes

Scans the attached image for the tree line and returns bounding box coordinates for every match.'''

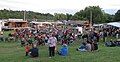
[0,6,120,23]
[0,9,54,21]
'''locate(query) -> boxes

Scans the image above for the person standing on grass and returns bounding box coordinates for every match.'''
[0,32,4,42]
[48,34,57,58]
[103,30,107,42]
[25,44,30,56]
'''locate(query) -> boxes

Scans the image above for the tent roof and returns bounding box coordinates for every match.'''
[93,24,104,26]
[30,21,52,24]
[107,22,120,28]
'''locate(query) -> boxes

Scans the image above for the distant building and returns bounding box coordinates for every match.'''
[30,21,63,29]
[3,19,28,30]
[66,20,90,28]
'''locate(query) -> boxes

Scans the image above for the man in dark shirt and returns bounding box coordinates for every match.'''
[29,45,39,57]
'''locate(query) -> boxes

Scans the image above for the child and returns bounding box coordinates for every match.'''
[25,44,30,56]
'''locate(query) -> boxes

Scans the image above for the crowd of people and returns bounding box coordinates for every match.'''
[11,26,77,58]
[0,25,120,58]
[77,28,100,52]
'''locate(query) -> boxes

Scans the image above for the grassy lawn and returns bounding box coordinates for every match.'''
[0,41,120,62]
[0,31,120,62]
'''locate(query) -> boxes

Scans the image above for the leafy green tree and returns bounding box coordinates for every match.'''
[0,9,54,21]
[73,6,109,23]
[54,13,67,21]
[66,13,73,20]
[104,13,114,22]
[114,10,120,22]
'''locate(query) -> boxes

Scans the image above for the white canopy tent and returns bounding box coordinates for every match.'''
[107,22,120,28]
[30,21,52,26]
[0,21,2,31]
[0,20,6,31]
[93,24,104,27]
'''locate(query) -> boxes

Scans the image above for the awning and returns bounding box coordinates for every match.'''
[107,22,120,28]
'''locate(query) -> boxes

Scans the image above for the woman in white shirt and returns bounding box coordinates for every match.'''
[48,34,57,58]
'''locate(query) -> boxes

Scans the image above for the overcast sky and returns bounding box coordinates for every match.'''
[0,0,120,15]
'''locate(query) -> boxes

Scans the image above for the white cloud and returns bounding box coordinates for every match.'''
[0,0,119,14]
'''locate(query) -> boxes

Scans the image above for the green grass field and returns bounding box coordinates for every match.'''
[0,41,120,62]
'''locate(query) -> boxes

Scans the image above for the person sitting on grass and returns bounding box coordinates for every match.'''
[76,42,87,52]
[115,40,120,46]
[105,39,116,47]
[29,45,39,58]
[21,38,25,46]
[76,40,92,52]
[28,38,33,45]
[57,44,68,56]
[86,40,92,52]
